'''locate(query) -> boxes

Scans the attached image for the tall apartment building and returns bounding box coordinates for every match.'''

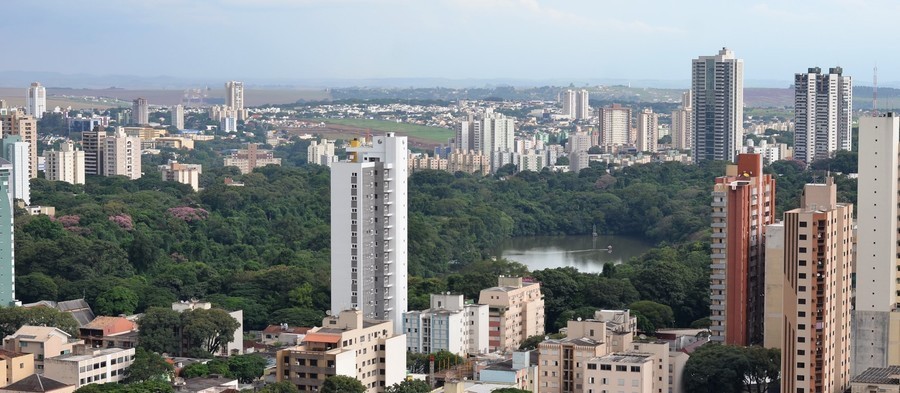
[478,276,545,353]
[307,139,337,167]
[0,109,38,179]
[561,90,590,120]
[793,67,852,164]
[223,143,281,174]
[671,91,693,150]
[635,109,658,153]
[131,98,148,126]
[853,114,900,376]
[81,129,106,176]
[709,154,775,345]
[0,160,13,307]
[26,82,46,119]
[538,319,608,393]
[171,104,184,130]
[764,178,852,393]
[158,161,201,191]
[692,48,744,163]
[225,81,247,121]
[104,129,141,180]
[1,136,29,205]
[598,104,632,146]
[403,294,488,356]
[330,134,408,333]
[453,110,515,172]
[275,310,406,393]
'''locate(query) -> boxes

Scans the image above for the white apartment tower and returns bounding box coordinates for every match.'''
[793,67,852,164]
[131,98,149,126]
[561,90,576,119]
[105,129,142,180]
[692,48,744,163]
[853,114,900,376]
[331,134,408,334]
[599,104,632,145]
[1,136,29,205]
[671,91,693,150]
[43,142,85,185]
[560,89,590,120]
[225,81,246,121]
[171,104,185,130]
[25,83,46,119]
[636,108,659,153]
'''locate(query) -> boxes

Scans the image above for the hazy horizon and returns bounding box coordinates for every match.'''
[1,0,897,87]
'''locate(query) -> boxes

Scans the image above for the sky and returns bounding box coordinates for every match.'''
[1,0,897,86]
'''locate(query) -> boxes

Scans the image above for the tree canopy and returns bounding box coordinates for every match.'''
[320,375,366,393]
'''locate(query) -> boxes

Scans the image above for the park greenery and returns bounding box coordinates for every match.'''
[683,344,780,393]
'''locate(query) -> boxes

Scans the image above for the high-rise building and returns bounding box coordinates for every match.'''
[308,139,337,167]
[853,114,900,376]
[692,48,744,163]
[82,129,107,176]
[478,276,545,353]
[793,67,852,164]
[765,178,852,393]
[131,98,148,126]
[43,141,85,185]
[636,109,658,153]
[709,154,775,345]
[454,118,475,152]
[403,294,488,356]
[0,159,14,306]
[220,116,237,133]
[225,81,246,121]
[330,134,408,333]
[25,82,46,119]
[0,109,38,179]
[104,129,142,180]
[561,89,590,120]
[171,105,184,130]
[671,91,693,150]
[599,104,632,146]
[0,136,29,204]
[480,112,515,156]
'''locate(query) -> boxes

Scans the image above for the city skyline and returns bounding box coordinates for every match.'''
[1,0,898,87]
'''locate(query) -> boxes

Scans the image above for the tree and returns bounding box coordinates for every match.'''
[181,308,241,356]
[179,362,209,378]
[518,335,546,351]
[122,348,174,383]
[74,380,174,392]
[744,347,780,393]
[628,301,674,334]
[16,273,58,303]
[385,379,431,393]
[320,375,366,393]
[258,381,300,393]
[227,354,267,383]
[0,306,79,337]
[683,344,780,393]
[138,307,182,355]
[95,286,139,316]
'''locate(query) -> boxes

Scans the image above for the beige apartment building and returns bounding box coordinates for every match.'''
[275,310,406,393]
[583,353,654,393]
[43,142,85,185]
[479,276,545,353]
[223,143,281,174]
[43,346,135,388]
[3,326,80,372]
[104,129,142,180]
[766,178,853,393]
[0,349,34,387]
[538,319,608,393]
[850,366,900,393]
[447,150,491,175]
[159,161,202,191]
[0,109,37,178]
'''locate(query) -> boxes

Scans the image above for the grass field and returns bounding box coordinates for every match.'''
[305,118,453,144]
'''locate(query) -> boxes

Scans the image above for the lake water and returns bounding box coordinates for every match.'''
[495,235,654,273]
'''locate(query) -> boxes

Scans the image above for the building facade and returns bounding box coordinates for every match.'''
[3,326,79,372]
[225,81,247,121]
[158,161,201,191]
[598,104,632,146]
[635,109,658,153]
[0,109,38,179]
[793,67,852,164]
[25,83,46,119]
[478,276,545,353]
[43,347,134,388]
[308,139,337,167]
[767,178,853,393]
[403,294,488,356]
[692,48,744,163]
[131,98,148,126]
[853,114,900,375]
[561,90,589,120]
[43,142,85,185]
[709,154,775,345]
[1,136,29,205]
[104,129,142,180]
[671,91,693,151]
[330,134,408,333]
[0,160,13,307]
[223,143,281,174]
[275,310,406,393]
[171,104,184,130]
[81,129,106,176]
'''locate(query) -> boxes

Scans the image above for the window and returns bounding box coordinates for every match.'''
[588,364,597,370]
[800,221,807,227]
[616,365,627,372]
[601,364,612,371]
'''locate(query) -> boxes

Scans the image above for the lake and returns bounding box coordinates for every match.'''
[494,235,654,273]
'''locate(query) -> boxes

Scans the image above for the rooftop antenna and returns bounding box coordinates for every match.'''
[874,65,879,116]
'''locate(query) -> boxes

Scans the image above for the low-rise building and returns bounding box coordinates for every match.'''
[223,143,281,174]
[78,317,138,350]
[0,374,74,393]
[476,351,539,392]
[478,276,545,353]
[403,294,488,356]
[538,320,607,393]
[275,309,406,393]
[173,376,239,393]
[159,161,202,191]
[850,366,900,393]
[258,325,312,346]
[156,137,195,150]
[0,349,35,387]
[42,346,134,388]
[3,326,80,373]
[582,353,654,393]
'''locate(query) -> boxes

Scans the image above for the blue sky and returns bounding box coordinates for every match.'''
[1,0,895,85]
